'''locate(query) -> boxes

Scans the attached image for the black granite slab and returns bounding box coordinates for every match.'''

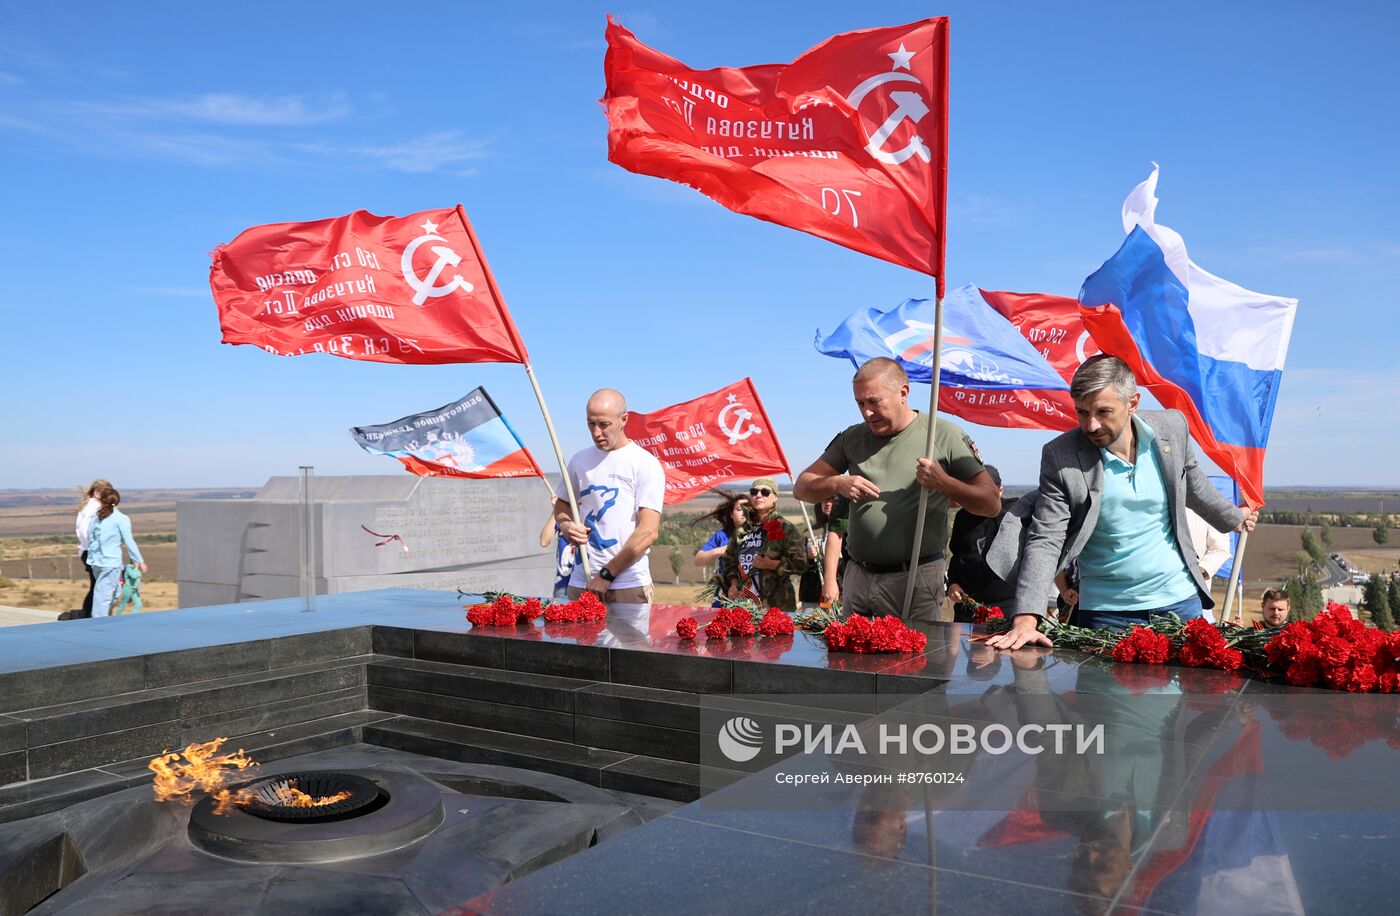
[364,716,633,787]
[0,752,24,787]
[574,713,699,762]
[0,717,25,754]
[0,657,145,714]
[368,656,588,714]
[369,685,576,743]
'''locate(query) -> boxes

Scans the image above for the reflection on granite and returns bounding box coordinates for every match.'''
[464,638,1400,915]
[4,589,1399,913]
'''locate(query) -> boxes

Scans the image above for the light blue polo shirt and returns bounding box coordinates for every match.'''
[1078,417,1197,612]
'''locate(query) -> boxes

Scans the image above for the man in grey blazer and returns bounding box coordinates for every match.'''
[985,356,1255,650]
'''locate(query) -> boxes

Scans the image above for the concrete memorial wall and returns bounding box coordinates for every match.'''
[178,475,554,607]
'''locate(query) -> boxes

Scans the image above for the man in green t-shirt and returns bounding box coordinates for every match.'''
[794,357,1002,623]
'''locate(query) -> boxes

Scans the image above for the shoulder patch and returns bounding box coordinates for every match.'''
[962,434,982,462]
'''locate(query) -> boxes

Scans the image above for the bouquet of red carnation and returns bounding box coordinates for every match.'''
[972,604,1005,625]
[1110,626,1173,665]
[824,614,926,654]
[758,607,795,637]
[1175,617,1243,670]
[698,606,754,640]
[1262,601,1400,692]
[676,617,699,640]
[544,591,608,623]
[466,594,535,628]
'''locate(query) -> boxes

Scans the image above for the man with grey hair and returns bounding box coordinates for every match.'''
[553,388,665,603]
[794,357,1001,623]
[985,355,1256,649]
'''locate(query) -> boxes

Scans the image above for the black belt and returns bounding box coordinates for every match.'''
[853,554,943,576]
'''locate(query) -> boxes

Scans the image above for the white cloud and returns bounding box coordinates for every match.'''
[68,92,351,126]
[340,131,493,174]
[0,91,489,174]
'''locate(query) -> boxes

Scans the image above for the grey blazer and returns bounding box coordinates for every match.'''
[986,410,1243,617]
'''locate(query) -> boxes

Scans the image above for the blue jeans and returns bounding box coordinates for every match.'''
[1078,594,1204,631]
[91,566,122,618]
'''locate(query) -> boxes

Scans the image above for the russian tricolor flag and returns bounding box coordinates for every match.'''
[1079,165,1298,507]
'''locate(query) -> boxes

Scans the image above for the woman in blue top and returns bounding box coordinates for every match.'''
[86,485,146,618]
[694,492,748,606]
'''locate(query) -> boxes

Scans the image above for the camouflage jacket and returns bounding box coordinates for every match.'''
[722,514,809,612]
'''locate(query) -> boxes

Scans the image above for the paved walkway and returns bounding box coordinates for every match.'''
[0,605,62,627]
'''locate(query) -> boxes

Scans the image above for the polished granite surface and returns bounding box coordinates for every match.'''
[460,651,1400,915]
[5,590,1398,914]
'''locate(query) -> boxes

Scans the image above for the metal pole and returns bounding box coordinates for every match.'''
[298,466,316,613]
[1221,529,1248,623]
[450,203,591,582]
[522,363,592,580]
[900,296,945,620]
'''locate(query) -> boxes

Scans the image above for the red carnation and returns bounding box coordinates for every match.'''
[676,617,698,640]
[824,614,924,653]
[972,604,1005,625]
[1317,635,1353,669]
[759,608,795,637]
[764,518,786,541]
[1347,662,1379,693]
[1285,657,1322,687]
[520,598,545,621]
[466,605,493,627]
[731,616,757,637]
[1209,647,1244,672]
[704,618,730,640]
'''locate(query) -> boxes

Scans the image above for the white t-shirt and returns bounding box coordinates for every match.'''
[554,442,665,589]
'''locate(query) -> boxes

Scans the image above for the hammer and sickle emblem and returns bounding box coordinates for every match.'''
[847,71,931,166]
[718,395,762,446]
[401,221,474,306]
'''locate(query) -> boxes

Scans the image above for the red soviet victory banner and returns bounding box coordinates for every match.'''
[938,290,1100,432]
[603,17,950,292]
[624,378,791,505]
[210,206,528,365]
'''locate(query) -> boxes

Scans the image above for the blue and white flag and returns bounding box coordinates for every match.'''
[814,284,1070,391]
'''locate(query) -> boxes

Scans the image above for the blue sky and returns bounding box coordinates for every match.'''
[2,0,1396,490]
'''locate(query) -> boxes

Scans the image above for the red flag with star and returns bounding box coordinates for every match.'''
[210,206,528,365]
[624,378,791,504]
[603,17,950,294]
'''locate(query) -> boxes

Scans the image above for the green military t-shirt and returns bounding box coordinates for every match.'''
[819,413,985,566]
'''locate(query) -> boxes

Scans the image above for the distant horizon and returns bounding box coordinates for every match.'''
[4,481,1399,495]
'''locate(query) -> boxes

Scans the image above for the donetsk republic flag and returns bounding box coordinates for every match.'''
[350,388,543,479]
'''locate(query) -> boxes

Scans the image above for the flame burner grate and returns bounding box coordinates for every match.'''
[236,771,386,823]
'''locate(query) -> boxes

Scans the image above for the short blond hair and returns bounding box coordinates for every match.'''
[853,357,907,390]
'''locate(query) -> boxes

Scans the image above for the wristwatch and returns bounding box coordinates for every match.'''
[599,567,616,583]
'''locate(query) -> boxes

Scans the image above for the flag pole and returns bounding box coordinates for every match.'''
[900,22,951,622]
[900,295,945,620]
[1220,530,1248,624]
[521,363,591,579]
[453,205,591,580]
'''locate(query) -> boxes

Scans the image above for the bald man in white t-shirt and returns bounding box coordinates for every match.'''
[553,388,665,603]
